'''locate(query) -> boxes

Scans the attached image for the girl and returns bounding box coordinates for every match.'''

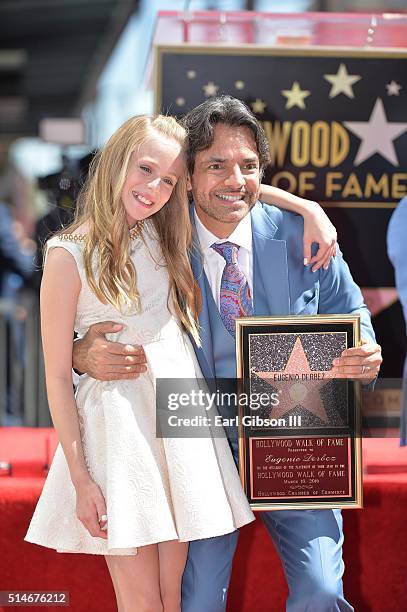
[25,114,336,612]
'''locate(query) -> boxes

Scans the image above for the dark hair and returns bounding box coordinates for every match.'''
[180,95,271,175]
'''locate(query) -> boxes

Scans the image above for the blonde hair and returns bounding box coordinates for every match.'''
[59,115,201,343]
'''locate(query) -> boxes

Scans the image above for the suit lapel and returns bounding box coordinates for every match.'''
[189,219,216,379]
[251,204,291,315]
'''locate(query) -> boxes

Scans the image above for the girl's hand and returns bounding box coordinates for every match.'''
[258,185,337,272]
[75,477,108,539]
[303,201,337,273]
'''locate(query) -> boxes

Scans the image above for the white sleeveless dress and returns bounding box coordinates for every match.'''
[24,222,254,555]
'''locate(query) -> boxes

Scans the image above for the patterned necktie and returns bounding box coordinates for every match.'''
[210,241,253,337]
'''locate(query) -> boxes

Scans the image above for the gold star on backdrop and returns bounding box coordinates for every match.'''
[324,63,361,99]
[235,80,245,90]
[250,98,267,114]
[281,82,311,109]
[203,81,219,97]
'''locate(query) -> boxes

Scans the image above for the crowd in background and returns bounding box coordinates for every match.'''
[0,156,93,426]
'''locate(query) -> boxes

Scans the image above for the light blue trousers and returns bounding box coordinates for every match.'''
[182,508,353,612]
[182,438,353,612]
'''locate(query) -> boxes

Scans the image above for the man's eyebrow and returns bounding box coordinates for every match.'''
[201,156,226,164]
[200,155,259,164]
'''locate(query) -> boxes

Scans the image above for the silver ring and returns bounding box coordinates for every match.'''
[99,514,108,522]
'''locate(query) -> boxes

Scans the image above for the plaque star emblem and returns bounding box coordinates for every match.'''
[235,80,245,90]
[250,98,267,114]
[324,63,361,99]
[344,98,407,167]
[281,82,311,110]
[254,337,333,424]
[386,80,402,96]
[203,81,219,97]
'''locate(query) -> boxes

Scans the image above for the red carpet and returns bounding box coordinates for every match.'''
[1,429,407,611]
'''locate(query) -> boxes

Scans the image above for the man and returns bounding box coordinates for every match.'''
[387,196,407,446]
[73,97,382,611]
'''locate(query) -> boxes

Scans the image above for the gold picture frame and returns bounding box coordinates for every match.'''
[236,314,363,511]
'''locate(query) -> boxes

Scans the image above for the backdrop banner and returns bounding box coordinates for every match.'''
[155,44,407,386]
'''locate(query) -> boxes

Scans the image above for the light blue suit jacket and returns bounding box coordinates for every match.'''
[190,201,375,381]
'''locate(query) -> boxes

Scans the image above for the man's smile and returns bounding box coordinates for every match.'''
[215,192,247,202]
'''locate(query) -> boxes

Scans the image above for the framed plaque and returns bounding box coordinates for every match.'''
[236,314,362,511]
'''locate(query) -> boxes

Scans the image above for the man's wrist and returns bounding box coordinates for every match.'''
[72,336,85,376]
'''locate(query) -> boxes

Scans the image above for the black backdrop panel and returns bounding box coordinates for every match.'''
[327,208,394,286]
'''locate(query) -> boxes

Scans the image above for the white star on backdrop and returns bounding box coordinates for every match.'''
[324,63,361,99]
[250,98,267,113]
[386,80,402,96]
[281,82,311,109]
[235,80,245,90]
[187,70,196,79]
[175,97,186,107]
[344,98,407,167]
[202,81,219,97]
